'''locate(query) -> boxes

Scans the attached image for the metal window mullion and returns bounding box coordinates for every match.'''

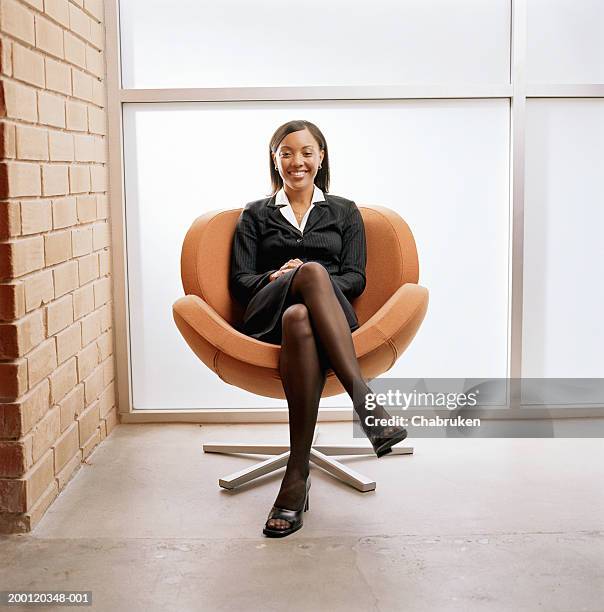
[509,0,528,408]
[118,84,513,103]
[105,0,133,416]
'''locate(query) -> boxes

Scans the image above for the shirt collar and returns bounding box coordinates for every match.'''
[269,185,328,207]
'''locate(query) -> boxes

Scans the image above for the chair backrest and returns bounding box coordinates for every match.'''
[180,205,420,328]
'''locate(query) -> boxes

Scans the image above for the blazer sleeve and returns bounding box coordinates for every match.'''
[229,207,277,306]
[330,204,367,300]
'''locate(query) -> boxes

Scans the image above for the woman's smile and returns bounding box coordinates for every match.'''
[272,127,325,196]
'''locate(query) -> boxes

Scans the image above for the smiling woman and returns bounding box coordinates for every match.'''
[229,119,409,537]
[275,148,322,229]
[230,120,362,344]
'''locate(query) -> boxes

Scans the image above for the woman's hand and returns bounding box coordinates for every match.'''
[269,258,304,282]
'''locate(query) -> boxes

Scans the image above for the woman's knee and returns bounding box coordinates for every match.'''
[293,261,330,291]
[281,304,313,340]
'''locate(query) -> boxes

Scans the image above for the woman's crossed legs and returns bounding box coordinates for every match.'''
[266,262,379,531]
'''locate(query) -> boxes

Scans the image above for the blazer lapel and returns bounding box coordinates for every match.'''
[265,191,329,234]
[302,203,328,234]
[266,194,302,234]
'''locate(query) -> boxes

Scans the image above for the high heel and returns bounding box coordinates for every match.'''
[262,476,311,538]
[356,405,408,457]
[366,424,408,458]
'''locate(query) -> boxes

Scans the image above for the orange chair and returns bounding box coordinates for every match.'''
[173,206,428,491]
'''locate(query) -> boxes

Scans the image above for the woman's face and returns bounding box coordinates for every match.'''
[273,128,325,193]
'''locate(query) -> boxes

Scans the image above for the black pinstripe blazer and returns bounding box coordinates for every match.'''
[229,192,367,307]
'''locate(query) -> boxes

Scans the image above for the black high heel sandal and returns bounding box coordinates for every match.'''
[262,476,311,538]
[365,423,408,458]
[356,404,408,457]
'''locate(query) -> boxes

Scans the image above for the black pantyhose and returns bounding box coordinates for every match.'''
[266,262,396,531]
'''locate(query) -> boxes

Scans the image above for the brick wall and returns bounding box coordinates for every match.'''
[0,0,117,533]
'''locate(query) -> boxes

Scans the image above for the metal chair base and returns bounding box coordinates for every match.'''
[203,427,413,492]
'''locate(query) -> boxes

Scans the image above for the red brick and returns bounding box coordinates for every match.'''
[52,260,78,297]
[34,14,64,59]
[0,122,16,159]
[1,80,38,122]
[0,359,28,402]
[0,379,50,438]
[23,268,53,311]
[27,337,57,388]
[77,398,99,445]
[68,3,90,40]
[45,56,71,95]
[49,356,77,403]
[76,194,96,222]
[0,448,54,513]
[12,42,45,88]
[0,281,25,320]
[31,405,60,462]
[0,436,32,477]
[44,0,70,28]
[64,31,85,68]
[0,310,45,359]
[0,236,45,280]
[58,383,84,432]
[38,91,65,128]
[15,125,49,161]
[56,321,81,364]
[48,131,74,162]
[52,420,78,473]
[0,0,35,46]
[52,196,77,228]
[0,161,42,198]
[83,365,102,405]
[46,293,73,335]
[0,200,21,238]
[20,200,53,235]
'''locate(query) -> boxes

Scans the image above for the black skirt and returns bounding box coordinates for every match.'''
[238,265,360,345]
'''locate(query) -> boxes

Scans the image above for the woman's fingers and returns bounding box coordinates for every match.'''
[271,261,306,281]
[282,258,303,269]
[280,259,300,271]
[273,259,305,279]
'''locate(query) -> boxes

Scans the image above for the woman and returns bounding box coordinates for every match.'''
[229,120,407,537]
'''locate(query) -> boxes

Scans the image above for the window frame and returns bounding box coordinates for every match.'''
[104,0,604,421]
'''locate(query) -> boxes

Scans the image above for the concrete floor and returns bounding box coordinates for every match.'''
[1,422,603,612]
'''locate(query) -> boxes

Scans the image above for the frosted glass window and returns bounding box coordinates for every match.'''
[119,0,510,89]
[523,100,604,379]
[122,100,509,410]
[527,0,604,83]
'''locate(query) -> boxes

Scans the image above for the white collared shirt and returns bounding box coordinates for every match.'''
[275,185,326,233]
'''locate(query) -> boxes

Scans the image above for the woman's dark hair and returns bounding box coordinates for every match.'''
[269,120,330,195]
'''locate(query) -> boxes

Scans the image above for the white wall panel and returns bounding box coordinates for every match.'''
[523,99,604,379]
[119,0,510,89]
[527,0,604,84]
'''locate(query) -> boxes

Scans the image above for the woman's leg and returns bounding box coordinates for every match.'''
[289,262,391,426]
[266,303,327,530]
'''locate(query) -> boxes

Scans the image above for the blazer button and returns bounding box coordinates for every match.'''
[296,238,302,243]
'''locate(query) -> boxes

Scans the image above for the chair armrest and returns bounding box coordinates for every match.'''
[352,283,429,360]
[173,294,280,369]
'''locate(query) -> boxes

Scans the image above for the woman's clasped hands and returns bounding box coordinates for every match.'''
[269,258,304,282]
